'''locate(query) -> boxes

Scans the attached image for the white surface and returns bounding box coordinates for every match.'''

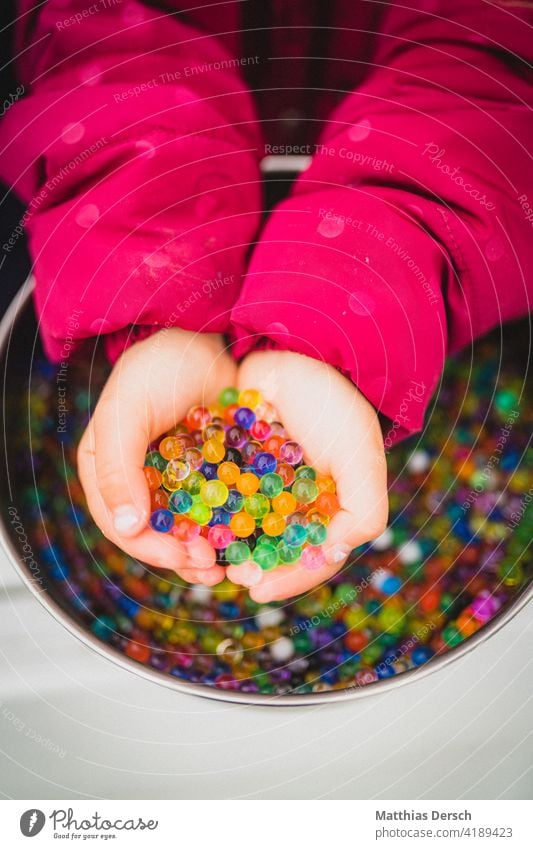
[0,548,532,800]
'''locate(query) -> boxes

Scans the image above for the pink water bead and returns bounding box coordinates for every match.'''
[207,524,235,550]
[471,590,500,622]
[301,545,326,571]
[280,440,304,465]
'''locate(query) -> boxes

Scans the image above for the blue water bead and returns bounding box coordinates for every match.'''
[49,561,70,581]
[454,520,474,542]
[117,596,140,617]
[411,646,435,665]
[201,462,219,480]
[501,450,520,471]
[170,667,191,680]
[234,407,256,429]
[149,508,174,533]
[218,601,240,619]
[381,575,402,595]
[320,668,339,685]
[377,663,396,679]
[210,507,231,526]
[330,621,348,638]
[253,452,277,476]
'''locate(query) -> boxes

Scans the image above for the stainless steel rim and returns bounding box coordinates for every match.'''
[0,280,531,705]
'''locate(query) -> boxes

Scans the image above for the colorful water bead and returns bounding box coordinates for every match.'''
[149,509,174,533]
[144,387,340,565]
[23,339,533,697]
[200,480,229,508]
[168,490,193,514]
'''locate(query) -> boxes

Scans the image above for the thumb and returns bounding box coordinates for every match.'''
[90,382,152,538]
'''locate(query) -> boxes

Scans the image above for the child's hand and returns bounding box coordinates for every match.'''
[77,329,236,586]
[226,350,388,602]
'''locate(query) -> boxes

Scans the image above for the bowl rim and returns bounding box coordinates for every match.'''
[0,279,531,706]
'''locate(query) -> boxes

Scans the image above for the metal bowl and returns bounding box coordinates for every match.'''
[0,281,531,704]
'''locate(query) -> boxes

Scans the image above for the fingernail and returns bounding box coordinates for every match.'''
[113,504,141,534]
[234,561,263,587]
[326,543,351,565]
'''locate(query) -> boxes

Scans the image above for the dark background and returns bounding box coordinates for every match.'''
[0,1,31,317]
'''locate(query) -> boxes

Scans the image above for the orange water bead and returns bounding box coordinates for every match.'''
[224,403,239,425]
[123,576,151,600]
[159,436,185,460]
[276,462,295,487]
[263,435,285,457]
[229,511,256,537]
[151,489,169,510]
[125,641,151,664]
[271,491,297,516]
[456,608,481,637]
[305,508,330,525]
[315,491,340,517]
[344,630,369,653]
[217,461,241,486]
[208,403,225,419]
[143,466,162,491]
[262,512,286,536]
[242,631,266,650]
[236,472,260,495]
[418,588,441,614]
[186,405,211,430]
[316,475,336,494]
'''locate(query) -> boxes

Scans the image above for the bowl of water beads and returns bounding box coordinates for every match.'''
[0,289,532,704]
[145,388,338,574]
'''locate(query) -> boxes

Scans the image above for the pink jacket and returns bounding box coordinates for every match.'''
[1,0,532,438]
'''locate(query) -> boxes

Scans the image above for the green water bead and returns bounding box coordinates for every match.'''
[334,582,357,606]
[307,521,327,546]
[181,471,205,495]
[144,450,167,472]
[277,541,302,564]
[188,501,212,526]
[293,632,313,653]
[256,533,282,548]
[259,473,284,498]
[294,465,317,481]
[244,493,270,519]
[291,478,319,504]
[226,541,251,565]
[442,624,463,646]
[218,387,239,407]
[253,544,279,571]
[495,388,519,415]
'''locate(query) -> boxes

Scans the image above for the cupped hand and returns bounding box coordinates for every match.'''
[77,329,236,586]
[226,350,389,602]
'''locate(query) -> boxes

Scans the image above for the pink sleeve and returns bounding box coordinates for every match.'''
[0,0,262,362]
[231,1,533,441]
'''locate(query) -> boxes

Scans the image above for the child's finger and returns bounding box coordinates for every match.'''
[184,536,217,570]
[245,558,345,603]
[78,428,190,573]
[178,566,226,586]
[89,389,152,538]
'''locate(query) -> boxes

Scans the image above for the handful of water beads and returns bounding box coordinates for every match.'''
[144,388,339,571]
